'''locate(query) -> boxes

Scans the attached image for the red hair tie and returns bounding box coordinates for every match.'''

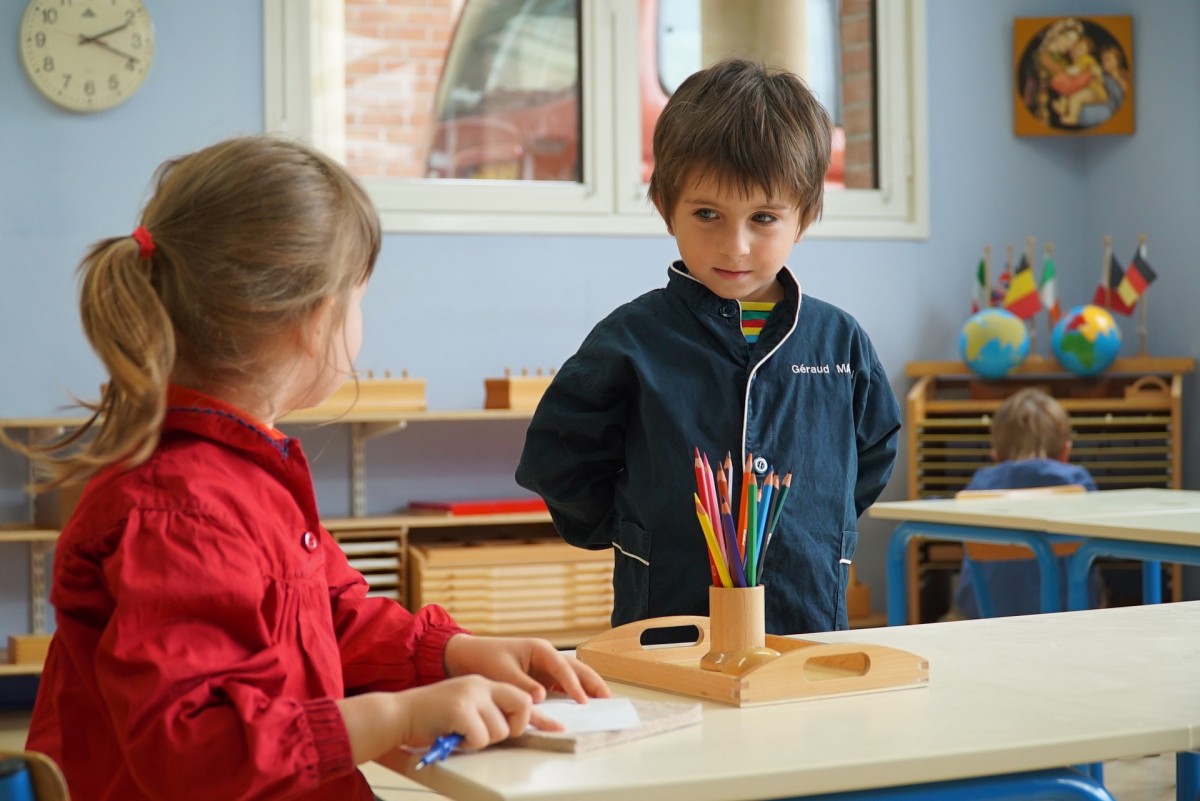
[131,226,155,260]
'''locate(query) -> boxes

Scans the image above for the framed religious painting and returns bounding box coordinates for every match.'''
[1014,15,1134,136]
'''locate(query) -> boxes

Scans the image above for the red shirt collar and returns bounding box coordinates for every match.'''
[166,385,287,441]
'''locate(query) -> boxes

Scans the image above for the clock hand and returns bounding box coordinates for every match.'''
[79,20,133,45]
[82,37,140,64]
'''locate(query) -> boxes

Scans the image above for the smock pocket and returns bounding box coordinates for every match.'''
[610,518,651,626]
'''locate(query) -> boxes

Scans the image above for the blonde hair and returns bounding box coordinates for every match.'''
[10,136,380,488]
[647,57,832,229]
[991,388,1072,462]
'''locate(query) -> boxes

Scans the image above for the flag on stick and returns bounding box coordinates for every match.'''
[1039,245,1061,324]
[991,247,1012,307]
[1004,253,1042,319]
[971,255,989,313]
[1092,252,1136,315]
[1116,243,1157,308]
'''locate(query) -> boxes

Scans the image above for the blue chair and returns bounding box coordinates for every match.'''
[956,485,1087,618]
[0,751,68,801]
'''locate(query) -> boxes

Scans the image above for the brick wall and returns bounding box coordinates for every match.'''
[840,0,876,190]
[343,0,464,178]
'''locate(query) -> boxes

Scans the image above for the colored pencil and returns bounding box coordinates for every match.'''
[745,471,758,569]
[717,499,746,587]
[723,453,734,507]
[756,472,792,583]
[737,453,752,562]
[696,452,725,564]
[706,454,731,566]
[719,500,739,583]
[751,471,773,585]
[694,494,733,588]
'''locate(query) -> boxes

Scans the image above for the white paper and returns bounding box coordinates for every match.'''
[530,697,642,734]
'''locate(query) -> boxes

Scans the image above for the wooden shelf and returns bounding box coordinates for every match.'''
[0,649,44,676]
[324,511,552,531]
[904,354,1195,379]
[0,526,58,544]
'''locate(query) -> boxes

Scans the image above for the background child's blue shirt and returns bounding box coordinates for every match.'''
[964,459,1098,493]
[954,458,1099,618]
[516,263,900,635]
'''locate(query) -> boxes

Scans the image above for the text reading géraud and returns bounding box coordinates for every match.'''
[791,363,851,374]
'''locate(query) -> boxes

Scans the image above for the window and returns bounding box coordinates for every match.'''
[265,0,927,238]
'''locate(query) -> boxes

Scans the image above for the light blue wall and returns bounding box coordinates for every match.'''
[2,1,1197,638]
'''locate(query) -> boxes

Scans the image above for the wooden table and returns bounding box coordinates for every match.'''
[869,489,1200,625]
[379,602,1200,801]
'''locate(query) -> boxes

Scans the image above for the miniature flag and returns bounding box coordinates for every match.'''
[1116,244,1157,308]
[1003,254,1041,319]
[991,263,1011,307]
[1092,252,1136,315]
[1039,252,1061,324]
[971,258,989,313]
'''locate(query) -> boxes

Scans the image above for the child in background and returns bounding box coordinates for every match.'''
[953,387,1099,618]
[516,58,901,636]
[8,136,607,801]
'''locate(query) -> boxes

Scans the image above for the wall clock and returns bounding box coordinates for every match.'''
[19,0,155,113]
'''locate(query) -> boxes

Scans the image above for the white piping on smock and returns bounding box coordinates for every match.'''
[612,541,650,566]
[739,273,802,466]
[668,263,803,468]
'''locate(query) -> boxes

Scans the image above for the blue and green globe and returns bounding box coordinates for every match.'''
[1051,304,1122,376]
[960,308,1030,379]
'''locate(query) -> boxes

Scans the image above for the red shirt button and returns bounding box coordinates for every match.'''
[302,531,318,552]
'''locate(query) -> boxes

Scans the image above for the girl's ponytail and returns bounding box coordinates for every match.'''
[9,231,175,488]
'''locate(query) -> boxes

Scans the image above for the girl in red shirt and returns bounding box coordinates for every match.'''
[10,136,609,800]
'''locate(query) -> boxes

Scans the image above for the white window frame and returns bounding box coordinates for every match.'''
[265,0,927,239]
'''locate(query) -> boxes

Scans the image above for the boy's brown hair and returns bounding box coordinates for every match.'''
[647,57,832,230]
[991,388,1072,462]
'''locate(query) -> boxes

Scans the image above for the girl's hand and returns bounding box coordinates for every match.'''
[443,634,611,704]
[392,674,566,752]
[340,674,567,763]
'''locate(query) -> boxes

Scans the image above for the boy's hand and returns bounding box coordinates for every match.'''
[443,634,611,704]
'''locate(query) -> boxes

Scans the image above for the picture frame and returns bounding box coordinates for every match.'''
[1013,15,1134,137]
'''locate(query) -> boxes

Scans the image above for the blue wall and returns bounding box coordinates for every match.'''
[2,1,1197,638]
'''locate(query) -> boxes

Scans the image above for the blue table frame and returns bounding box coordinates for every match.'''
[803,766,1114,801]
[885,522,1176,627]
[885,521,1078,626]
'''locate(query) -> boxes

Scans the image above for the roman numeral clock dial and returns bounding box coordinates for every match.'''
[20,0,155,113]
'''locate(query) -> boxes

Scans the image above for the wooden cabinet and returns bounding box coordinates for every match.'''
[902,355,1194,622]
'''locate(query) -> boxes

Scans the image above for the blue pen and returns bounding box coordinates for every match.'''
[415,733,463,770]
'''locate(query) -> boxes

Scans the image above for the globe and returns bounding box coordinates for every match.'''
[960,308,1030,379]
[1051,304,1122,376]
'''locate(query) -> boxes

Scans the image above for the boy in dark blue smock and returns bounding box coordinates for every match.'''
[515,58,901,636]
[953,388,1100,618]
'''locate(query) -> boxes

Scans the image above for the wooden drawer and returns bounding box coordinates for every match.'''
[409,538,613,644]
[329,527,408,603]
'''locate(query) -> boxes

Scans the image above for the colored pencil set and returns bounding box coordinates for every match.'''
[691,448,792,588]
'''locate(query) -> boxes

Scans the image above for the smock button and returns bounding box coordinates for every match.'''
[301,531,319,552]
[719,303,738,318]
[753,456,768,474]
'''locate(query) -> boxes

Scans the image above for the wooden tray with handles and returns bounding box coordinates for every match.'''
[576,615,929,707]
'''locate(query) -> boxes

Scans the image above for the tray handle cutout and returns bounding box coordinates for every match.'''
[801,650,871,681]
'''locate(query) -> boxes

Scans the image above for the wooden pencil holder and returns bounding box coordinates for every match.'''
[699,585,780,675]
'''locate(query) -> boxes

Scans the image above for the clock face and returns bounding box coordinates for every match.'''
[19,0,155,113]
